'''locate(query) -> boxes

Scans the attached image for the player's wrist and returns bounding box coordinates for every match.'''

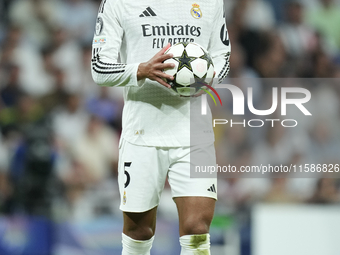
[137,63,147,81]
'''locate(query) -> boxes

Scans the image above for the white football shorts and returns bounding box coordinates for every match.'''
[118,139,217,213]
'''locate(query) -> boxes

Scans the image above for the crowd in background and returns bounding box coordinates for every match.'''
[215,0,340,216]
[0,0,340,225]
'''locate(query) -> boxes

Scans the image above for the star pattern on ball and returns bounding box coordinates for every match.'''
[174,49,196,72]
[181,42,190,47]
[193,74,207,88]
[200,50,213,69]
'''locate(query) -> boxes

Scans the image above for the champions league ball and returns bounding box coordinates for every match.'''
[163,42,214,97]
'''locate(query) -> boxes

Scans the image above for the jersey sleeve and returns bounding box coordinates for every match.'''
[207,0,231,84]
[91,0,143,87]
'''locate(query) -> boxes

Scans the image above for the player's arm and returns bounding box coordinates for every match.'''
[207,0,231,84]
[91,0,134,87]
[91,0,174,88]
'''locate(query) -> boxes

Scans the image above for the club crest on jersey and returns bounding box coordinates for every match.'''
[95,17,104,36]
[123,191,127,205]
[191,3,202,19]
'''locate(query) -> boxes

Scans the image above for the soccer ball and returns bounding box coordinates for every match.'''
[163,42,214,97]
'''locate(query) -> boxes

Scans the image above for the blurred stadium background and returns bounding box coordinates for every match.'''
[0,0,340,254]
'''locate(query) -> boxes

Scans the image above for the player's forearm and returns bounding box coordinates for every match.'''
[214,52,231,83]
[91,60,142,87]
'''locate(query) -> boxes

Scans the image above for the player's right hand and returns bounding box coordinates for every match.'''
[137,43,175,88]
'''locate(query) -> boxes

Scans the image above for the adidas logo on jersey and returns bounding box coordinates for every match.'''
[207,184,216,193]
[139,7,157,17]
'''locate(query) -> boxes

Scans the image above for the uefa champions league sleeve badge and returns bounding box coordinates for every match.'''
[95,17,104,36]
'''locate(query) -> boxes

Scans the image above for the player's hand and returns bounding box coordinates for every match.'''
[193,71,216,97]
[137,43,175,88]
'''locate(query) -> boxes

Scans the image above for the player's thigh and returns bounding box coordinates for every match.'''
[123,206,158,240]
[167,142,217,200]
[118,139,169,213]
[174,196,215,236]
[168,143,217,236]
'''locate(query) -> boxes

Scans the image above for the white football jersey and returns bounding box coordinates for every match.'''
[91,0,230,147]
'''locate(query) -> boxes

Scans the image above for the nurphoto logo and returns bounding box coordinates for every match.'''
[201,84,312,128]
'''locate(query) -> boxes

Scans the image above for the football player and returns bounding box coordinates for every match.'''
[91,0,230,254]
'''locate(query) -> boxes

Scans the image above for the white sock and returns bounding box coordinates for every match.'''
[180,234,211,255]
[122,233,154,255]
